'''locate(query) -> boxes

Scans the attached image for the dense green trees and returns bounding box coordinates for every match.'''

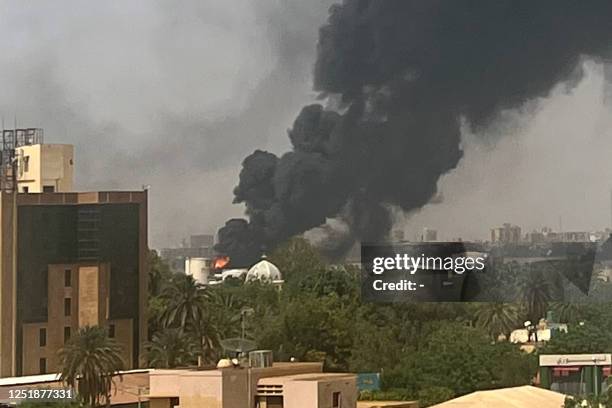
[146,239,612,407]
[58,326,124,407]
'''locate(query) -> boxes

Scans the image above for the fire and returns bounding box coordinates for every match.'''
[213,256,230,270]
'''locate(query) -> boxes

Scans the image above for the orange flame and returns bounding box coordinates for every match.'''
[213,256,230,270]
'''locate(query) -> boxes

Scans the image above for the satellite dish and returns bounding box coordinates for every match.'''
[220,337,257,355]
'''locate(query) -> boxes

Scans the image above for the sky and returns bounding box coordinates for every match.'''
[1,1,611,248]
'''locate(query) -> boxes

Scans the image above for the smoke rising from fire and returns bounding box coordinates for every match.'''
[216,0,612,265]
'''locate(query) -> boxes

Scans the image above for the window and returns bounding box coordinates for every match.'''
[332,392,341,408]
[39,328,46,347]
[64,269,71,287]
[39,358,46,374]
[64,327,71,343]
[256,396,283,408]
[108,324,115,338]
[43,185,55,193]
[64,298,71,316]
[23,156,29,172]
[22,186,29,193]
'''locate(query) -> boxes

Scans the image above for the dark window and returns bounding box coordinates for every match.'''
[22,186,29,193]
[39,328,46,347]
[42,185,55,193]
[332,392,341,408]
[108,324,115,338]
[64,298,71,316]
[23,156,29,172]
[39,358,46,374]
[64,269,71,287]
[64,327,71,343]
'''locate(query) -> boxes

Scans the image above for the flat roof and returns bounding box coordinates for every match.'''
[14,191,147,206]
[258,372,355,384]
[0,369,150,387]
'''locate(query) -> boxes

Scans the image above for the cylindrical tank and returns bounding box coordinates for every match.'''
[249,350,274,368]
[185,257,211,284]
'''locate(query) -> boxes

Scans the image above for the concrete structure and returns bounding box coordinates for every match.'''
[491,223,522,244]
[245,258,283,284]
[0,369,149,406]
[539,353,612,396]
[161,234,215,272]
[421,228,438,242]
[0,364,357,408]
[185,257,212,284]
[16,144,74,193]
[148,362,357,408]
[0,191,148,377]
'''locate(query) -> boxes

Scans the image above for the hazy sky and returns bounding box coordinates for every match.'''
[0,0,332,247]
[1,1,611,248]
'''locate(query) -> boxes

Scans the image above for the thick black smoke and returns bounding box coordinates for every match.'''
[217,0,612,266]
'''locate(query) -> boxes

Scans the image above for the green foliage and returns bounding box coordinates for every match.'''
[418,386,456,407]
[543,322,612,354]
[147,238,546,403]
[359,388,413,401]
[58,326,124,407]
[146,328,197,368]
[564,385,612,408]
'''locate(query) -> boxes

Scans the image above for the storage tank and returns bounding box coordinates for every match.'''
[249,350,273,368]
[185,257,211,284]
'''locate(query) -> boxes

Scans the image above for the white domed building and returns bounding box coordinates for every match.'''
[245,257,284,286]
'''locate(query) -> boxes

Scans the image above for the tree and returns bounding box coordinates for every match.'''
[58,326,124,407]
[160,274,208,329]
[518,265,553,322]
[474,303,520,340]
[543,322,612,354]
[148,250,172,297]
[146,328,197,368]
[160,274,222,365]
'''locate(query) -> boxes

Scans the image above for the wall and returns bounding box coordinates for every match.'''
[16,144,74,193]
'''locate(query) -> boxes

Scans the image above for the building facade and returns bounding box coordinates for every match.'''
[16,144,74,193]
[0,191,148,377]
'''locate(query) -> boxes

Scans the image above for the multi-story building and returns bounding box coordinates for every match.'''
[160,234,215,272]
[0,191,148,377]
[16,143,74,193]
[490,223,522,244]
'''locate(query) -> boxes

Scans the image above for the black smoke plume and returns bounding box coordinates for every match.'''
[217,0,612,266]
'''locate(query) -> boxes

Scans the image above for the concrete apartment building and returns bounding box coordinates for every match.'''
[0,130,148,377]
[16,143,74,193]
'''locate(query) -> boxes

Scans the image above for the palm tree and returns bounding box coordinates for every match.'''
[146,328,197,368]
[518,264,553,323]
[161,274,209,328]
[474,303,520,340]
[160,274,221,365]
[58,326,124,407]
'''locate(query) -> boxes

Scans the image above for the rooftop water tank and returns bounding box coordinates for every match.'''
[249,350,273,368]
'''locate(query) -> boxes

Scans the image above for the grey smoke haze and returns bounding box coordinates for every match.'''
[0,0,332,247]
[3,1,612,255]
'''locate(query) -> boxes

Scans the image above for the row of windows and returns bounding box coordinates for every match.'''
[39,324,115,347]
[39,327,71,347]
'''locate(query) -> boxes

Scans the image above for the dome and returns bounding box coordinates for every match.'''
[246,258,282,282]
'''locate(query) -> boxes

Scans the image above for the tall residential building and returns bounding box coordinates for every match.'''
[421,228,438,242]
[491,223,522,244]
[0,191,148,377]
